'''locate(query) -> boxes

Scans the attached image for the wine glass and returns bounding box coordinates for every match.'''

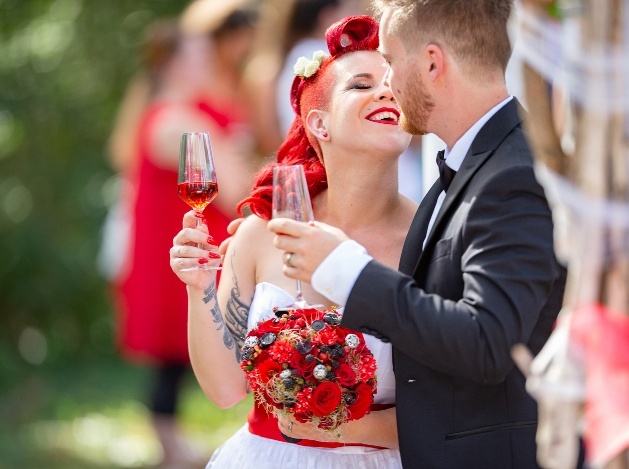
[177,131,221,271]
[272,164,322,310]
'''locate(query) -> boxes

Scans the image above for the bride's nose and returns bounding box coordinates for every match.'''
[374,83,395,102]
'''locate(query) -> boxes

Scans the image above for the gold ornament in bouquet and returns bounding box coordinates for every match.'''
[240,307,377,440]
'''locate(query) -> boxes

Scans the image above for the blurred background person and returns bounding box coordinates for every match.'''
[103,0,259,466]
[273,0,370,139]
[242,0,369,159]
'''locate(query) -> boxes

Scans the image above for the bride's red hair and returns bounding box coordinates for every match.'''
[237,15,379,219]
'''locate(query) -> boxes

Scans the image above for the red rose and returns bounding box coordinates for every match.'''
[253,350,271,367]
[347,382,374,420]
[310,381,342,417]
[290,352,316,380]
[255,319,283,335]
[257,360,282,384]
[301,308,321,322]
[334,363,357,387]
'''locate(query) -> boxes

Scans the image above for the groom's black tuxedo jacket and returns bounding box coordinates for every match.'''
[342,99,567,468]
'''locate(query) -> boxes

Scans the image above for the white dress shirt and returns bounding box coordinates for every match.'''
[311,97,514,306]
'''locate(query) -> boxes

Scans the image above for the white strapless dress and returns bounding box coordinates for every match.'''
[206,283,401,469]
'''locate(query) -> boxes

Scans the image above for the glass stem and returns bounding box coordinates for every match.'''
[295,280,306,308]
[195,211,204,248]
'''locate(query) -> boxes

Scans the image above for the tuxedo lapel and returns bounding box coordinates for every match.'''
[414,99,526,275]
[423,147,493,249]
[399,180,442,275]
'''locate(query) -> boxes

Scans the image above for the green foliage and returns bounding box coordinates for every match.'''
[0,355,251,467]
[0,2,258,467]
[0,0,187,380]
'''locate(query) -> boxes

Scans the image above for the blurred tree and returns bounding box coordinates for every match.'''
[0,0,188,388]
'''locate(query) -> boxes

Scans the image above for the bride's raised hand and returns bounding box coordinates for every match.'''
[170,210,221,289]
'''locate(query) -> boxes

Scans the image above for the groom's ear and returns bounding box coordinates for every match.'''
[306,110,330,141]
[425,43,444,82]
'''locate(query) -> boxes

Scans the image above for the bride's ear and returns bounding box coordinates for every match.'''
[305,110,330,141]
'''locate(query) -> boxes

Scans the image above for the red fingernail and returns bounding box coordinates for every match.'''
[198,258,209,265]
[207,235,215,244]
[194,212,204,218]
[208,251,221,259]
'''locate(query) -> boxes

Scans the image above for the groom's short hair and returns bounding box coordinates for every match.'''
[373,0,513,74]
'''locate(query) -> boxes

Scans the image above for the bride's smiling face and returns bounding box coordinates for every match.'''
[311,50,411,160]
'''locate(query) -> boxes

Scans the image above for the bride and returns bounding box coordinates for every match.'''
[170,15,417,468]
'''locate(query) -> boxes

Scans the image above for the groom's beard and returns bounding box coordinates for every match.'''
[399,67,434,136]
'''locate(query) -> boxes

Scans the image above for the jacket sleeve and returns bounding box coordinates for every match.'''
[342,165,565,384]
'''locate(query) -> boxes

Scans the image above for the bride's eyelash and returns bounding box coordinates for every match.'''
[349,82,372,90]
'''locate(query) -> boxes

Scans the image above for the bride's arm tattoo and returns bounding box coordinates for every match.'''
[202,250,251,361]
[225,286,250,356]
[202,282,236,356]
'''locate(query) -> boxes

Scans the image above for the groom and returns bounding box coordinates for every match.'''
[268,1,570,468]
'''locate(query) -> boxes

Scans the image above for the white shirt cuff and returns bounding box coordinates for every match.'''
[311,240,373,306]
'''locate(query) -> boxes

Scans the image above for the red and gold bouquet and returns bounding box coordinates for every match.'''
[240,307,377,432]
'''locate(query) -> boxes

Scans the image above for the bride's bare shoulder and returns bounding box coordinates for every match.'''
[232,214,273,244]
[223,215,273,274]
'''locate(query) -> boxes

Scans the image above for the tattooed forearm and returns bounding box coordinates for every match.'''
[202,281,216,305]
[224,249,251,360]
[202,282,238,357]
[225,287,250,357]
[201,249,252,362]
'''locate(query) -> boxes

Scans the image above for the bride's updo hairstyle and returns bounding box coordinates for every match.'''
[237,15,379,219]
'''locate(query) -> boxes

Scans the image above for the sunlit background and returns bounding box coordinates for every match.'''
[0,0,251,467]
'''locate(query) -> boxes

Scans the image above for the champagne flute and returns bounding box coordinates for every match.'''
[272,164,322,310]
[177,131,221,271]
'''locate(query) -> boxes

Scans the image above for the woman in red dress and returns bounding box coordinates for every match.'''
[108,3,259,465]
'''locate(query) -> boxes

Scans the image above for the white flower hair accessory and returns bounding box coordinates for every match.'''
[293,50,328,78]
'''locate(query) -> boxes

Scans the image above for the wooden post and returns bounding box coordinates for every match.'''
[517,0,629,467]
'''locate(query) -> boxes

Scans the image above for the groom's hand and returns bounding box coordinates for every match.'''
[267,219,348,283]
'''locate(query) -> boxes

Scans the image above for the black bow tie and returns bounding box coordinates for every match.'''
[436,150,456,192]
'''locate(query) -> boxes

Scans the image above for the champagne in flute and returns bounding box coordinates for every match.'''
[178,131,221,271]
[177,180,218,212]
[272,164,322,310]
